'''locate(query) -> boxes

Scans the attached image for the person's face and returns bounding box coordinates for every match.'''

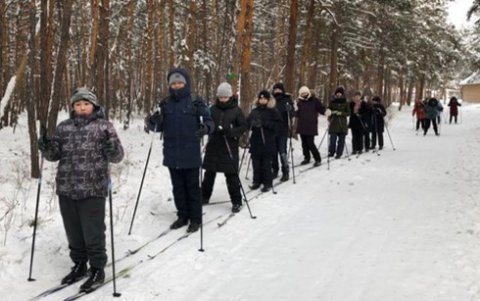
[73,100,94,116]
[273,88,283,95]
[170,82,185,90]
[354,95,361,101]
[300,93,309,99]
[335,92,343,98]
[218,96,230,103]
[258,96,268,105]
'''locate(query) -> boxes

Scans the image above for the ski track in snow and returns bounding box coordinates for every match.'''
[1,104,480,300]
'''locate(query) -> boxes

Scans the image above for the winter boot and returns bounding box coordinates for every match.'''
[61,262,87,285]
[170,217,188,230]
[79,267,105,293]
[249,183,261,190]
[300,159,310,165]
[202,197,210,205]
[186,222,201,233]
[261,186,272,193]
[272,170,278,179]
[231,204,242,213]
[313,161,321,167]
[280,172,289,182]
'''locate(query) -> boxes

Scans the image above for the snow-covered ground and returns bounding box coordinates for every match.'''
[1,103,480,301]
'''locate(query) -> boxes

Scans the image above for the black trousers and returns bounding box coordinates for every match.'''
[351,129,364,152]
[371,131,384,148]
[449,115,458,123]
[252,153,273,187]
[202,170,242,206]
[59,195,107,269]
[328,133,346,157]
[424,118,438,135]
[168,168,202,224]
[364,131,371,150]
[272,135,289,174]
[416,119,425,130]
[300,135,321,162]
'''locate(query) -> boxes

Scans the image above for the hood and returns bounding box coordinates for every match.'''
[167,67,192,99]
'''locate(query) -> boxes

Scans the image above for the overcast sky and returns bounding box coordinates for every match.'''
[447,0,477,29]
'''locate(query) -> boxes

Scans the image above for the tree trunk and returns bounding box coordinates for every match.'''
[299,0,314,87]
[329,25,338,98]
[168,0,175,67]
[144,0,154,112]
[376,46,385,100]
[0,0,5,93]
[238,0,254,114]
[38,0,54,125]
[48,0,73,134]
[285,0,298,93]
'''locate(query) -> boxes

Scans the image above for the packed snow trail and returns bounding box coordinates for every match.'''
[2,104,480,301]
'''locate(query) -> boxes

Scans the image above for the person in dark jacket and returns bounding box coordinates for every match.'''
[201,82,248,213]
[370,96,387,150]
[145,67,214,233]
[271,82,293,181]
[412,99,427,131]
[247,90,282,192]
[348,91,369,155]
[361,93,373,152]
[295,85,325,167]
[326,86,350,159]
[424,97,440,136]
[448,96,462,124]
[38,88,124,292]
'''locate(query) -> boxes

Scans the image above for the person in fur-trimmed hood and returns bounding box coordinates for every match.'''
[295,85,325,167]
[247,90,282,192]
[38,87,124,292]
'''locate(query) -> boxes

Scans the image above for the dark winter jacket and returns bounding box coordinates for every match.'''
[327,97,350,134]
[448,98,461,116]
[362,100,373,131]
[371,102,387,133]
[348,100,369,132]
[42,108,124,200]
[273,93,294,136]
[295,95,326,136]
[247,98,282,156]
[147,67,214,169]
[425,98,439,120]
[202,97,248,174]
[412,100,426,120]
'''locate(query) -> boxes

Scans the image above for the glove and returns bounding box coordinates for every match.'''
[325,109,332,117]
[37,125,50,152]
[37,135,50,152]
[196,123,209,138]
[103,132,117,157]
[144,109,163,133]
[250,118,262,128]
[216,125,230,136]
[332,110,341,116]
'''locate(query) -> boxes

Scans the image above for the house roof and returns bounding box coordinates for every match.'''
[460,71,480,85]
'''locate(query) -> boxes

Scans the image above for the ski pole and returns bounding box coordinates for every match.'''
[223,134,257,219]
[245,155,252,180]
[384,121,396,150]
[238,126,252,173]
[128,134,155,235]
[28,125,46,282]
[104,131,121,297]
[199,116,205,252]
[344,139,351,161]
[287,110,296,184]
[317,128,328,150]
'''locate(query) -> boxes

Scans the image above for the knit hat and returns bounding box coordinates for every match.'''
[168,72,187,85]
[258,90,271,99]
[216,82,233,98]
[272,83,285,94]
[335,86,345,96]
[70,88,99,107]
[298,86,311,99]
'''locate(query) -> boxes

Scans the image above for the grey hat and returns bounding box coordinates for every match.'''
[216,82,233,98]
[70,88,98,107]
[168,72,187,85]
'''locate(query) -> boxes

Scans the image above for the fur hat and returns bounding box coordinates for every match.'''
[298,86,311,99]
[168,72,187,85]
[272,82,285,94]
[258,90,271,99]
[216,82,233,98]
[334,86,345,96]
[70,88,99,107]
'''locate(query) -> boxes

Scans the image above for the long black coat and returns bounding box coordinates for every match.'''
[247,102,282,156]
[371,102,387,133]
[348,101,369,132]
[273,93,294,136]
[296,96,326,136]
[202,98,248,174]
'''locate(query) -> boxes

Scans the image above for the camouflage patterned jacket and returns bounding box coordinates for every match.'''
[42,108,124,200]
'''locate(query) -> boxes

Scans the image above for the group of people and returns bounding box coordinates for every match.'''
[36,66,394,293]
[412,96,462,136]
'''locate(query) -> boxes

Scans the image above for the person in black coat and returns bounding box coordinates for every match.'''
[295,86,326,167]
[247,90,282,192]
[201,82,248,213]
[370,96,387,150]
[145,67,214,233]
[348,91,369,155]
[271,83,294,182]
[361,93,373,151]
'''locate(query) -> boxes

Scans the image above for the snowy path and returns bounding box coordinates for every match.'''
[2,104,480,301]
